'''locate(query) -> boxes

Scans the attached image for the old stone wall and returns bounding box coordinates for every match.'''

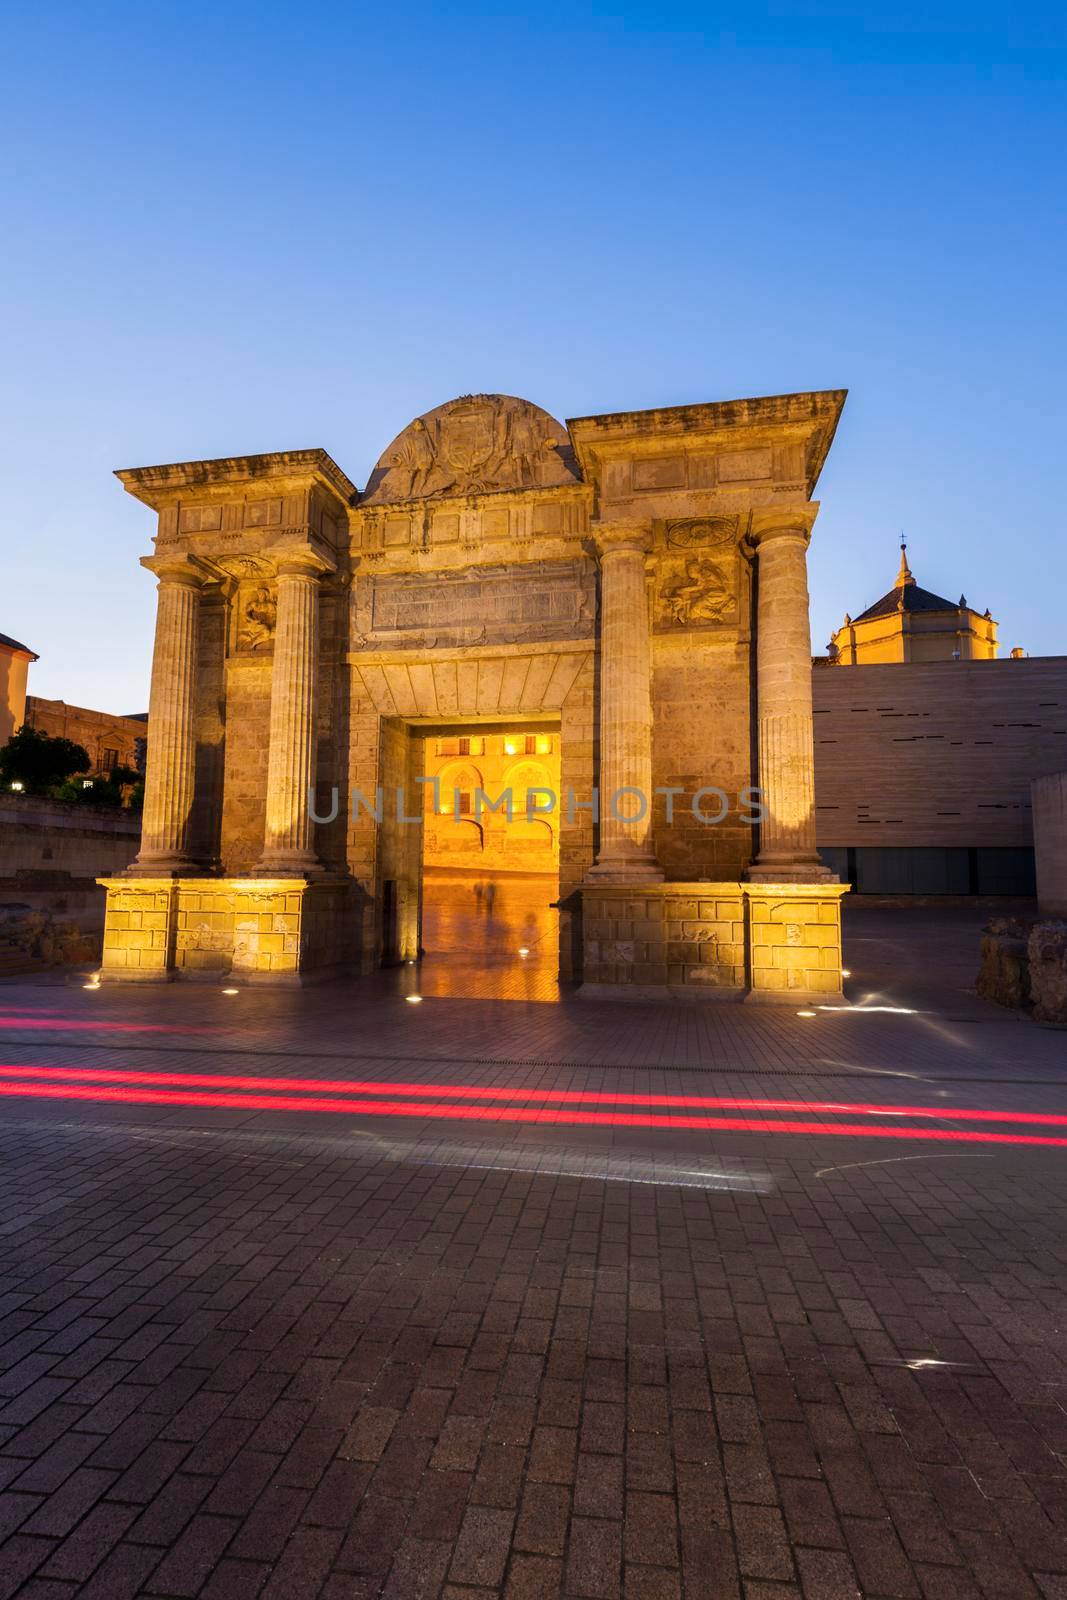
[580,882,845,1000]
[1,794,140,930]
[25,697,146,773]
[651,637,754,878]
[100,877,359,983]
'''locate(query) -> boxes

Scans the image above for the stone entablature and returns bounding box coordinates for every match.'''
[101,388,848,996]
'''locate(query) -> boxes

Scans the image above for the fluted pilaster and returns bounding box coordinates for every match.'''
[587,523,663,881]
[129,558,203,875]
[747,522,833,881]
[256,553,326,874]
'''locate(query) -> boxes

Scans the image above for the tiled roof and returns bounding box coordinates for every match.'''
[0,631,36,657]
[852,583,960,624]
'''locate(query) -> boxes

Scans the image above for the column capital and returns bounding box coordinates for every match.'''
[139,553,209,588]
[748,504,819,550]
[592,520,653,558]
[275,544,337,580]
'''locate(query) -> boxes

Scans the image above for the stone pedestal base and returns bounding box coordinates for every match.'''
[579,881,848,1004]
[745,862,837,884]
[97,875,360,985]
[585,857,665,884]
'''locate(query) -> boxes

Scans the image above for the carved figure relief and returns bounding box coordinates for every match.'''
[363,394,582,503]
[658,554,737,629]
[236,584,277,652]
[390,418,437,499]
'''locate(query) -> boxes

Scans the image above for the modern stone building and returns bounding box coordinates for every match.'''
[99,390,848,998]
[813,655,1067,894]
[813,546,1064,895]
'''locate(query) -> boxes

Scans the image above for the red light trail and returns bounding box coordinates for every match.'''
[0,1017,218,1034]
[0,1065,1062,1145]
[0,1062,1062,1125]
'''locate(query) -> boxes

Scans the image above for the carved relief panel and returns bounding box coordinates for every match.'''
[362,394,582,504]
[215,556,279,656]
[652,517,742,633]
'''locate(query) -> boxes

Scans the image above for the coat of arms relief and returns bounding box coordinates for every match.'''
[363,394,581,503]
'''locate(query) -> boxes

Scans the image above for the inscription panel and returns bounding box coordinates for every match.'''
[353,559,596,649]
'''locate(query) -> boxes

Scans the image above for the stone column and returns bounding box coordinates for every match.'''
[588,523,663,880]
[747,519,833,881]
[128,557,204,875]
[255,551,329,875]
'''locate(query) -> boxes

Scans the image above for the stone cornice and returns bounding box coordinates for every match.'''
[116,448,358,509]
[567,390,847,497]
[347,639,593,667]
[353,481,592,516]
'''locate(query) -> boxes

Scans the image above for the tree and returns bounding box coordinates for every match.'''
[49,766,142,807]
[0,726,90,795]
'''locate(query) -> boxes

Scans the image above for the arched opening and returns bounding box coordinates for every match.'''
[417,721,562,998]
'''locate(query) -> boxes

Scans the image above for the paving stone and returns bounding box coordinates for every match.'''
[0,929,1064,1600]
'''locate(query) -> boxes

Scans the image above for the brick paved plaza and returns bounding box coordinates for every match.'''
[0,905,1064,1599]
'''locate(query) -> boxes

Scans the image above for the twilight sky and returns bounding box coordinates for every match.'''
[2,0,1064,710]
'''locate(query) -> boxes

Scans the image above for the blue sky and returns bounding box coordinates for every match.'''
[2,0,1064,708]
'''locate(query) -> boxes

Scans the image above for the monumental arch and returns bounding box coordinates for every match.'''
[100,390,848,999]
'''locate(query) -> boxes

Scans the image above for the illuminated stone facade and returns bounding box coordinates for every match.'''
[100,390,847,998]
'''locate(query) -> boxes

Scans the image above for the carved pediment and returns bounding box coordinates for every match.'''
[362,395,582,504]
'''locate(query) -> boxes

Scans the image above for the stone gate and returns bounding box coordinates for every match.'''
[100,389,848,999]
